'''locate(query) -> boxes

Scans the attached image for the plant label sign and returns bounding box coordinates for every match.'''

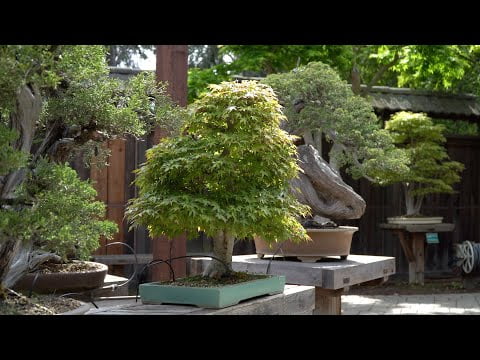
[426,232,439,244]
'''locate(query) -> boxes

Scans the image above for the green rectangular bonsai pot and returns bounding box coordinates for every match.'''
[139,275,286,309]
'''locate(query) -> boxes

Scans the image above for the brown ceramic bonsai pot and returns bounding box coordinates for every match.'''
[14,261,108,294]
[254,226,358,262]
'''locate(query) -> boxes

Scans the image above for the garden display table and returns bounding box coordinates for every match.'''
[379,223,455,285]
[190,254,395,315]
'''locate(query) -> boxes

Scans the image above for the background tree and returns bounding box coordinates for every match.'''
[381,111,464,216]
[0,45,185,293]
[187,45,480,102]
[106,45,155,68]
[127,81,310,278]
[262,62,409,222]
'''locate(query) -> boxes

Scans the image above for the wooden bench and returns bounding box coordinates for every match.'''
[190,254,396,315]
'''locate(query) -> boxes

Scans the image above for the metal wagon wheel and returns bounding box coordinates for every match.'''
[462,241,475,274]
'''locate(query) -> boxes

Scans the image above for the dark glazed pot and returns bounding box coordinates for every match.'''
[14,261,108,294]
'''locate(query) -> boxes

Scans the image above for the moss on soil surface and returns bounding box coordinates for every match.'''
[160,272,269,288]
[0,290,83,315]
[37,260,103,274]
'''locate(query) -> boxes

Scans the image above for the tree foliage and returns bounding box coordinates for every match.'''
[187,45,480,103]
[106,45,155,68]
[262,62,409,182]
[382,112,464,215]
[0,45,184,280]
[19,160,117,261]
[127,81,310,244]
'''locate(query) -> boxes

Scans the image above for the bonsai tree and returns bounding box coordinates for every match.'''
[0,45,184,293]
[261,62,409,224]
[126,81,310,278]
[382,111,464,216]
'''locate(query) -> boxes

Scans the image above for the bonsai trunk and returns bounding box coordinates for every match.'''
[291,144,366,220]
[403,183,424,216]
[0,85,42,291]
[202,229,234,279]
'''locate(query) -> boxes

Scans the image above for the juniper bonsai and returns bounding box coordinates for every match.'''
[262,61,409,224]
[126,81,310,278]
[0,45,184,292]
[382,111,464,216]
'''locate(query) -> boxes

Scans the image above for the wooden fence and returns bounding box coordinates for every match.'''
[72,134,480,278]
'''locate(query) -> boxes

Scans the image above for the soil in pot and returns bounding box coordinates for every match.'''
[160,272,269,287]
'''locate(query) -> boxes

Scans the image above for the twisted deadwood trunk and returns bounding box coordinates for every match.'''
[0,85,60,290]
[291,144,366,220]
[202,229,234,279]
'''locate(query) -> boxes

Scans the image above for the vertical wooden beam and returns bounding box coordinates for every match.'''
[151,45,188,281]
[313,288,343,315]
[412,233,425,285]
[91,142,109,256]
[106,139,126,276]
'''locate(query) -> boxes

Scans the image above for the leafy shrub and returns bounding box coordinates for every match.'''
[22,160,118,261]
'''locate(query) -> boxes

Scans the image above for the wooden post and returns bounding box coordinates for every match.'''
[395,230,417,284]
[151,45,188,281]
[313,288,343,315]
[412,233,425,285]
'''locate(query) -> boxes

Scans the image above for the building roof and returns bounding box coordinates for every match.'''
[364,85,480,121]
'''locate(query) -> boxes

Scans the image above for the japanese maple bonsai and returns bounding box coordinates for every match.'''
[0,45,183,298]
[382,111,464,223]
[126,80,310,280]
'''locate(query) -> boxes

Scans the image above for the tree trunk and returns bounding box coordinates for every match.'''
[3,242,62,289]
[291,145,366,220]
[202,229,234,279]
[403,184,424,216]
[0,85,42,199]
[0,85,42,291]
[0,240,20,290]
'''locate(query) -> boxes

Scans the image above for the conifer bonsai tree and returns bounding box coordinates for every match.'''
[261,62,409,225]
[382,111,464,217]
[126,81,310,278]
[0,45,184,294]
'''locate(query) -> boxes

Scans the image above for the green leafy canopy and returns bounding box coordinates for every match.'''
[262,61,410,183]
[382,111,464,197]
[127,81,310,244]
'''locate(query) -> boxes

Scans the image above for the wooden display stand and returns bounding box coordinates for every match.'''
[190,254,396,315]
[379,223,455,285]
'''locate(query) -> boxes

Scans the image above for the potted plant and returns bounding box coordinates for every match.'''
[11,159,115,294]
[381,111,464,224]
[254,61,409,261]
[126,81,310,308]
[0,45,183,306]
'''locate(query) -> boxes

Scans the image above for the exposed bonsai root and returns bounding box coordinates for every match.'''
[202,260,232,279]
